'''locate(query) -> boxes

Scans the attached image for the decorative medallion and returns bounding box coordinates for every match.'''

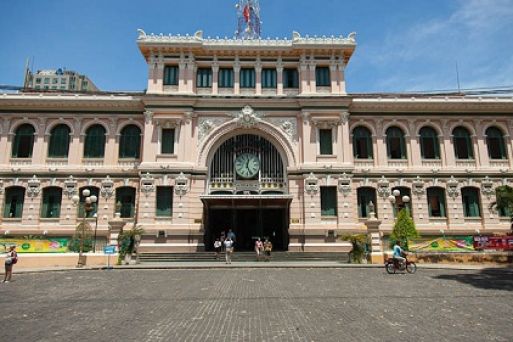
[232,105,264,128]
[446,176,459,200]
[377,175,390,198]
[140,172,155,196]
[198,117,230,144]
[338,172,352,197]
[27,175,41,197]
[174,172,189,196]
[481,176,495,199]
[101,176,114,199]
[264,118,297,144]
[304,172,319,195]
[63,175,77,199]
[412,176,425,198]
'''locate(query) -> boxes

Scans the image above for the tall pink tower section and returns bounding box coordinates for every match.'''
[235,0,262,39]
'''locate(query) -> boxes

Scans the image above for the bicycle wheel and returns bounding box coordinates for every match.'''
[406,262,417,274]
[385,262,396,274]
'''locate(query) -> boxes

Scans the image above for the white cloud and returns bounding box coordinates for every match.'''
[359,0,513,92]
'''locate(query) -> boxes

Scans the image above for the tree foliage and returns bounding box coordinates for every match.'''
[390,209,418,250]
[68,221,93,253]
[117,225,144,264]
[341,234,368,263]
[490,185,513,217]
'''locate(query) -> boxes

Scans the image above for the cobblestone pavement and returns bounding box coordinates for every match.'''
[1,268,512,342]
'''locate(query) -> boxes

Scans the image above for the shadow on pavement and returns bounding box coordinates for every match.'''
[433,267,513,291]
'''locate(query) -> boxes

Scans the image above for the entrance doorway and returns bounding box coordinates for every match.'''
[202,197,290,251]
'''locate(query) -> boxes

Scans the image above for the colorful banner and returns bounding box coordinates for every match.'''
[0,238,70,253]
[409,236,475,252]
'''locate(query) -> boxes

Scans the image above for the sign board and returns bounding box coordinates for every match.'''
[103,245,116,254]
[473,235,513,251]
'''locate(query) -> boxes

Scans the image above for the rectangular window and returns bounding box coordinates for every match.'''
[357,188,377,218]
[240,68,255,88]
[161,128,175,154]
[462,188,481,217]
[156,187,173,217]
[319,129,333,155]
[427,188,446,217]
[41,188,62,219]
[35,85,40,89]
[61,78,67,84]
[283,68,299,88]
[35,78,41,84]
[219,68,234,88]
[44,78,50,84]
[196,68,212,88]
[163,66,179,85]
[321,187,337,216]
[316,67,331,86]
[261,68,277,88]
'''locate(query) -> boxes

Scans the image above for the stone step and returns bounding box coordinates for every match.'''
[139,251,350,263]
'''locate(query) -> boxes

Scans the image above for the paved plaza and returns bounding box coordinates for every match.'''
[1,267,512,342]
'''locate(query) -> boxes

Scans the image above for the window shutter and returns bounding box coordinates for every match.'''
[321,187,337,216]
[156,187,173,217]
[161,129,175,154]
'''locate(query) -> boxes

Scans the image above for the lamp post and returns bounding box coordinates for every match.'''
[387,189,410,215]
[72,189,98,266]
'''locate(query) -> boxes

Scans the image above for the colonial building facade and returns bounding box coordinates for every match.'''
[1,30,512,253]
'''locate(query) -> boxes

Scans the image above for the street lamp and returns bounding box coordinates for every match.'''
[388,189,410,214]
[72,189,98,266]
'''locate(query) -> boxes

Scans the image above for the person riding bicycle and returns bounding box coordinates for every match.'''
[392,240,406,267]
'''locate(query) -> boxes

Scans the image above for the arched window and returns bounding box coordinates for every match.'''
[427,187,446,217]
[119,125,141,159]
[48,124,71,158]
[461,187,481,217]
[3,186,25,218]
[84,125,106,158]
[78,186,100,218]
[116,187,136,218]
[41,187,62,218]
[453,126,474,159]
[353,126,373,159]
[357,187,377,218]
[12,124,35,158]
[386,126,406,159]
[486,127,507,160]
[419,126,440,159]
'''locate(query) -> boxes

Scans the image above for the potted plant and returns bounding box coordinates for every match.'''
[341,234,368,263]
[117,225,144,265]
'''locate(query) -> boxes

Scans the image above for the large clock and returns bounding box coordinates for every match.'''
[235,153,260,179]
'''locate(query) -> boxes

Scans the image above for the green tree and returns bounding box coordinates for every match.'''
[68,221,93,253]
[341,234,368,263]
[390,208,418,250]
[117,225,144,264]
[490,185,513,218]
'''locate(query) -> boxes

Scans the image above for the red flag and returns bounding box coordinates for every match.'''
[243,5,250,22]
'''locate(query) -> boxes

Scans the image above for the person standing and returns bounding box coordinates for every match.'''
[224,237,234,264]
[3,245,18,283]
[255,238,263,261]
[213,238,222,260]
[227,229,236,244]
[263,239,273,262]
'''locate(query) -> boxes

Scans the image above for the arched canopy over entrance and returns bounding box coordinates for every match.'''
[208,134,287,195]
[203,133,291,252]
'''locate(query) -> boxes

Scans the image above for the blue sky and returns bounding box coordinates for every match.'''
[1,0,512,93]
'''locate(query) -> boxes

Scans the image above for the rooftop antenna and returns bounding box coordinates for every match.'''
[455,61,461,93]
[235,0,262,40]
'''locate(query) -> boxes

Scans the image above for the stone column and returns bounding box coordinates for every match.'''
[141,111,155,164]
[178,59,187,93]
[188,60,197,94]
[341,112,352,165]
[476,130,489,167]
[211,62,219,95]
[365,212,384,264]
[68,119,82,165]
[108,213,126,247]
[442,125,456,167]
[233,60,241,95]
[338,61,346,94]
[299,56,309,94]
[276,59,284,95]
[308,60,316,94]
[330,62,338,94]
[0,118,10,165]
[255,59,262,95]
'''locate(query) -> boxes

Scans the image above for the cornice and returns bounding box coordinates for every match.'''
[350,97,513,113]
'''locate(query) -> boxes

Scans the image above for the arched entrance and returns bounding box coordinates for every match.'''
[202,134,291,251]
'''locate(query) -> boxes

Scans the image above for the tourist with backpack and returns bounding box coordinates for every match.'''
[3,245,18,283]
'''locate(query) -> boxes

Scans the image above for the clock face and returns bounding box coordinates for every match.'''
[235,153,260,179]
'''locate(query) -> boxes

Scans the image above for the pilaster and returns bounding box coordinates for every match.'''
[211,60,219,95]
[276,58,284,95]
[233,58,241,95]
[255,59,262,95]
